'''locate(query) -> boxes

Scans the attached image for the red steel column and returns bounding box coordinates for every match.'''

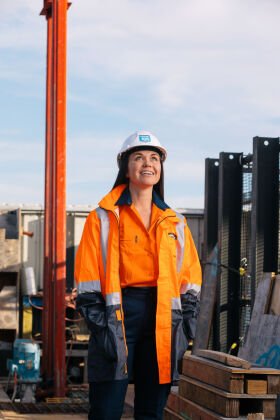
[53,0,67,397]
[41,0,69,396]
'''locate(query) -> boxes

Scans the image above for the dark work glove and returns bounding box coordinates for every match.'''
[181,292,200,341]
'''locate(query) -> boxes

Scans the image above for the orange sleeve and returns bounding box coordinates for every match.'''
[74,211,102,286]
[179,221,202,293]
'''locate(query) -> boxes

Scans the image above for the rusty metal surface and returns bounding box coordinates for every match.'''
[0,402,88,414]
[42,0,69,396]
[0,386,134,418]
[0,402,133,417]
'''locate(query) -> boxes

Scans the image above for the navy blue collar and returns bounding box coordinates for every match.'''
[115,187,169,210]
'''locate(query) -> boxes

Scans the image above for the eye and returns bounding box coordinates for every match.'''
[134,155,143,161]
[151,155,160,162]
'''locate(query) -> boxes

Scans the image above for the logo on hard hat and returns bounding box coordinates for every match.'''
[138,135,151,143]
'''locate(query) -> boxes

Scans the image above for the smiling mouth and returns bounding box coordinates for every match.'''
[141,171,154,175]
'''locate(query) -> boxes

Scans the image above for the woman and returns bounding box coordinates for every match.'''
[75,130,202,420]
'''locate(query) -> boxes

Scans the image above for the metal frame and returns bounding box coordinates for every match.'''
[41,0,70,397]
[203,137,280,353]
[217,152,243,351]
[250,136,280,303]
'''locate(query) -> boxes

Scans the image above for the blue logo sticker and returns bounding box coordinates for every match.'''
[139,135,151,143]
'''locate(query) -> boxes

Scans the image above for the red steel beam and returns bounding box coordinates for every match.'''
[42,0,69,396]
[53,0,67,397]
[50,0,58,391]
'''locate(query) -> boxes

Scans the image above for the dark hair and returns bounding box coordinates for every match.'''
[112,149,165,200]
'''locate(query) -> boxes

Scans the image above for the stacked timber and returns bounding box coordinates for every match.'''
[164,350,280,420]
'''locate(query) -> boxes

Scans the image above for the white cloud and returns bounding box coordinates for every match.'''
[0,175,44,205]
[0,141,44,165]
[2,0,280,112]
[166,159,204,183]
[1,1,280,206]
[0,1,44,49]
[67,133,122,184]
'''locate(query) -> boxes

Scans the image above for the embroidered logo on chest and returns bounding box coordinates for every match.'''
[168,232,177,240]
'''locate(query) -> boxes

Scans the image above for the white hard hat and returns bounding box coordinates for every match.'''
[117,130,167,167]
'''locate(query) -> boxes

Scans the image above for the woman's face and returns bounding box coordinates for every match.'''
[127,149,161,189]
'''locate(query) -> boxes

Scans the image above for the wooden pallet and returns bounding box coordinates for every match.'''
[166,390,232,420]
[183,354,280,394]
[164,390,265,420]
[164,352,280,419]
[179,376,276,418]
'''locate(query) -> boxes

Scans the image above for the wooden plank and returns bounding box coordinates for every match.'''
[179,376,277,418]
[267,374,280,393]
[184,354,280,375]
[196,349,251,368]
[238,273,280,365]
[166,391,248,420]
[179,377,240,417]
[183,355,244,393]
[164,407,185,420]
[192,246,219,353]
[178,396,236,420]
[179,376,277,400]
[184,354,280,395]
[262,400,276,418]
[242,367,280,375]
[245,379,267,395]
[247,415,264,420]
[167,391,180,414]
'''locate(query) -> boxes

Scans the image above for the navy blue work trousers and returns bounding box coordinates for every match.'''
[88,287,171,420]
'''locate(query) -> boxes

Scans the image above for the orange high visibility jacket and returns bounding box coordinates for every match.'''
[75,184,202,383]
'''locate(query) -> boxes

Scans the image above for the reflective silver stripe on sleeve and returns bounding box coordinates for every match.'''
[96,207,110,277]
[180,283,201,296]
[77,280,102,294]
[106,292,121,306]
[171,297,182,310]
[175,212,185,273]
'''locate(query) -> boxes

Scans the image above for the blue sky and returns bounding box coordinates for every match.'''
[1,0,279,209]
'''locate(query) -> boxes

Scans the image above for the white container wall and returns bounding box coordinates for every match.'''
[0,205,203,291]
[21,211,44,291]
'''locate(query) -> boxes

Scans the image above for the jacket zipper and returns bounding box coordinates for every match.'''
[105,208,177,376]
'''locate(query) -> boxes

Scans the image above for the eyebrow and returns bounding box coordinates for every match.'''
[132,152,160,157]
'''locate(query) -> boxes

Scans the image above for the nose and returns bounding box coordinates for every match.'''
[143,156,152,166]
[143,161,151,167]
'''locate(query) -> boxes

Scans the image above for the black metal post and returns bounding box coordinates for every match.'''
[218,152,243,352]
[251,137,280,304]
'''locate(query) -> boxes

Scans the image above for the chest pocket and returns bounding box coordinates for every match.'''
[166,230,178,258]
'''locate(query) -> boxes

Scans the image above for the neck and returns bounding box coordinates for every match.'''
[129,184,153,230]
[129,184,153,209]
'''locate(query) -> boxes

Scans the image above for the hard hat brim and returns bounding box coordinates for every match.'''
[117,145,166,168]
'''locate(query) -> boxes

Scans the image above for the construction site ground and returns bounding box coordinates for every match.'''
[0,384,135,420]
